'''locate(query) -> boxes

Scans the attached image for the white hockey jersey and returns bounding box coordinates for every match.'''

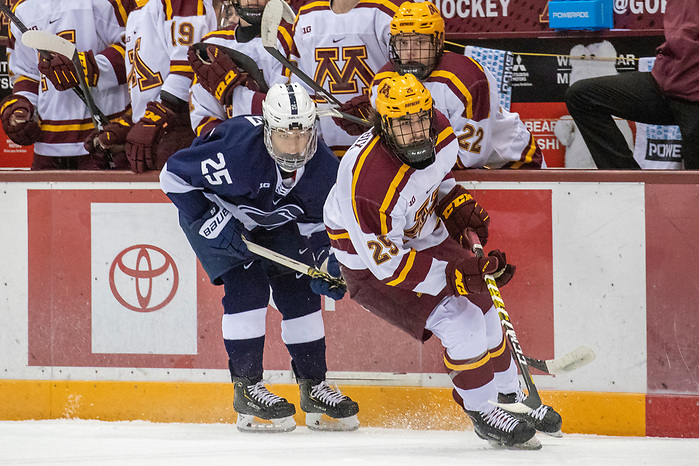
[7,0,134,157]
[372,52,544,169]
[289,0,400,154]
[189,22,292,137]
[125,0,216,121]
[323,110,459,296]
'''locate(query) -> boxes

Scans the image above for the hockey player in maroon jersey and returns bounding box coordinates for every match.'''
[324,73,554,448]
[1,0,136,170]
[187,0,292,137]
[122,0,217,173]
[370,1,544,169]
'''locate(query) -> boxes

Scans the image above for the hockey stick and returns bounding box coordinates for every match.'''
[261,0,371,128]
[0,3,91,109]
[525,345,595,375]
[20,30,116,168]
[465,230,541,413]
[242,237,347,292]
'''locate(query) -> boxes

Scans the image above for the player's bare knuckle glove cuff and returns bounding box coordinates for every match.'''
[0,94,41,146]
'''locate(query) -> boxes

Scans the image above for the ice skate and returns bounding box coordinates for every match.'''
[498,390,563,437]
[299,379,360,431]
[465,406,541,450]
[232,376,296,433]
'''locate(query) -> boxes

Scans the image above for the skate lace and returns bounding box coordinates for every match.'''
[514,390,549,421]
[483,407,519,433]
[248,382,284,407]
[529,404,549,421]
[310,381,347,407]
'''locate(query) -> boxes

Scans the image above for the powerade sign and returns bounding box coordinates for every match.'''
[549,0,613,30]
[552,11,590,19]
[646,139,682,162]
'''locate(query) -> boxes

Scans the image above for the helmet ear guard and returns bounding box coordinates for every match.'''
[262,82,318,172]
[389,1,445,79]
[374,74,436,169]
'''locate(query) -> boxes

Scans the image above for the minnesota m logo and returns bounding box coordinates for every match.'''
[314,46,374,96]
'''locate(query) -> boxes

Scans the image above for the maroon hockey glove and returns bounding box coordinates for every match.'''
[486,250,515,287]
[84,117,132,153]
[188,45,249,106]
[125,101,176,173]
[332,94,372,136]
[445,254,499,296]
[438,185,489,246]
[0,94,42,146]
[38,50,99,91]
[84,117,132,169]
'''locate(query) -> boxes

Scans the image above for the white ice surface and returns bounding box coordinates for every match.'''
[1,420,697,466]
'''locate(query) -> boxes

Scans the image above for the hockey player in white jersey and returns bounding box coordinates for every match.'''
[371,1,543,169]
[1,0,135,169]
[187,0,292,137]
[287,0,402,156]
[123,0,217,172]
[324,73,551,448]
[161,83,359,432]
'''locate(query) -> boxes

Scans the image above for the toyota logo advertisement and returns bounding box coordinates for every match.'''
[109,244,179,313]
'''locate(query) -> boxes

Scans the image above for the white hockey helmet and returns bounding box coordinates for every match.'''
[262,82,318,172]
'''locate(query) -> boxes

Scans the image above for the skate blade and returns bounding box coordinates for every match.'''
[486,436,542,450]
[236,414,296,433]
[305,413,359,432]
[542,429,563,438]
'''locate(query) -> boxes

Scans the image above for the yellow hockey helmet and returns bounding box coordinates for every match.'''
[375,74,436,168]
[389,1,445,79]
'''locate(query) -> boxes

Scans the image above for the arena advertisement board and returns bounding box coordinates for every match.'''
[24,186,554,377]
[289,0,666,36]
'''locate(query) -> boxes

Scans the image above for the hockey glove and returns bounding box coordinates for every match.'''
[437,185,489,246]
[332,94,372,136]
[188,45,248,106]
[125,100,176,173]
[487,250,515,287]
[194,205,251,259]
[38,50,99,91]
[0,94,42,146]
[445,254,500,296]
[310,247,346,300]
[85,117,132,152]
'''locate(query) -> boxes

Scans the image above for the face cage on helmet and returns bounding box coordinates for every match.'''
[382,109,437,169]
[389,33,443,80]
[215,1,238,28]
[264,125,318,172]
[232,0,265,26]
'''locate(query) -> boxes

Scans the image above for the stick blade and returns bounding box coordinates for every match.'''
[280,0,296,23]
[261,0,284,48]
[546,346,596,373]
[490,400,533,414]
[21,30,76,58]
